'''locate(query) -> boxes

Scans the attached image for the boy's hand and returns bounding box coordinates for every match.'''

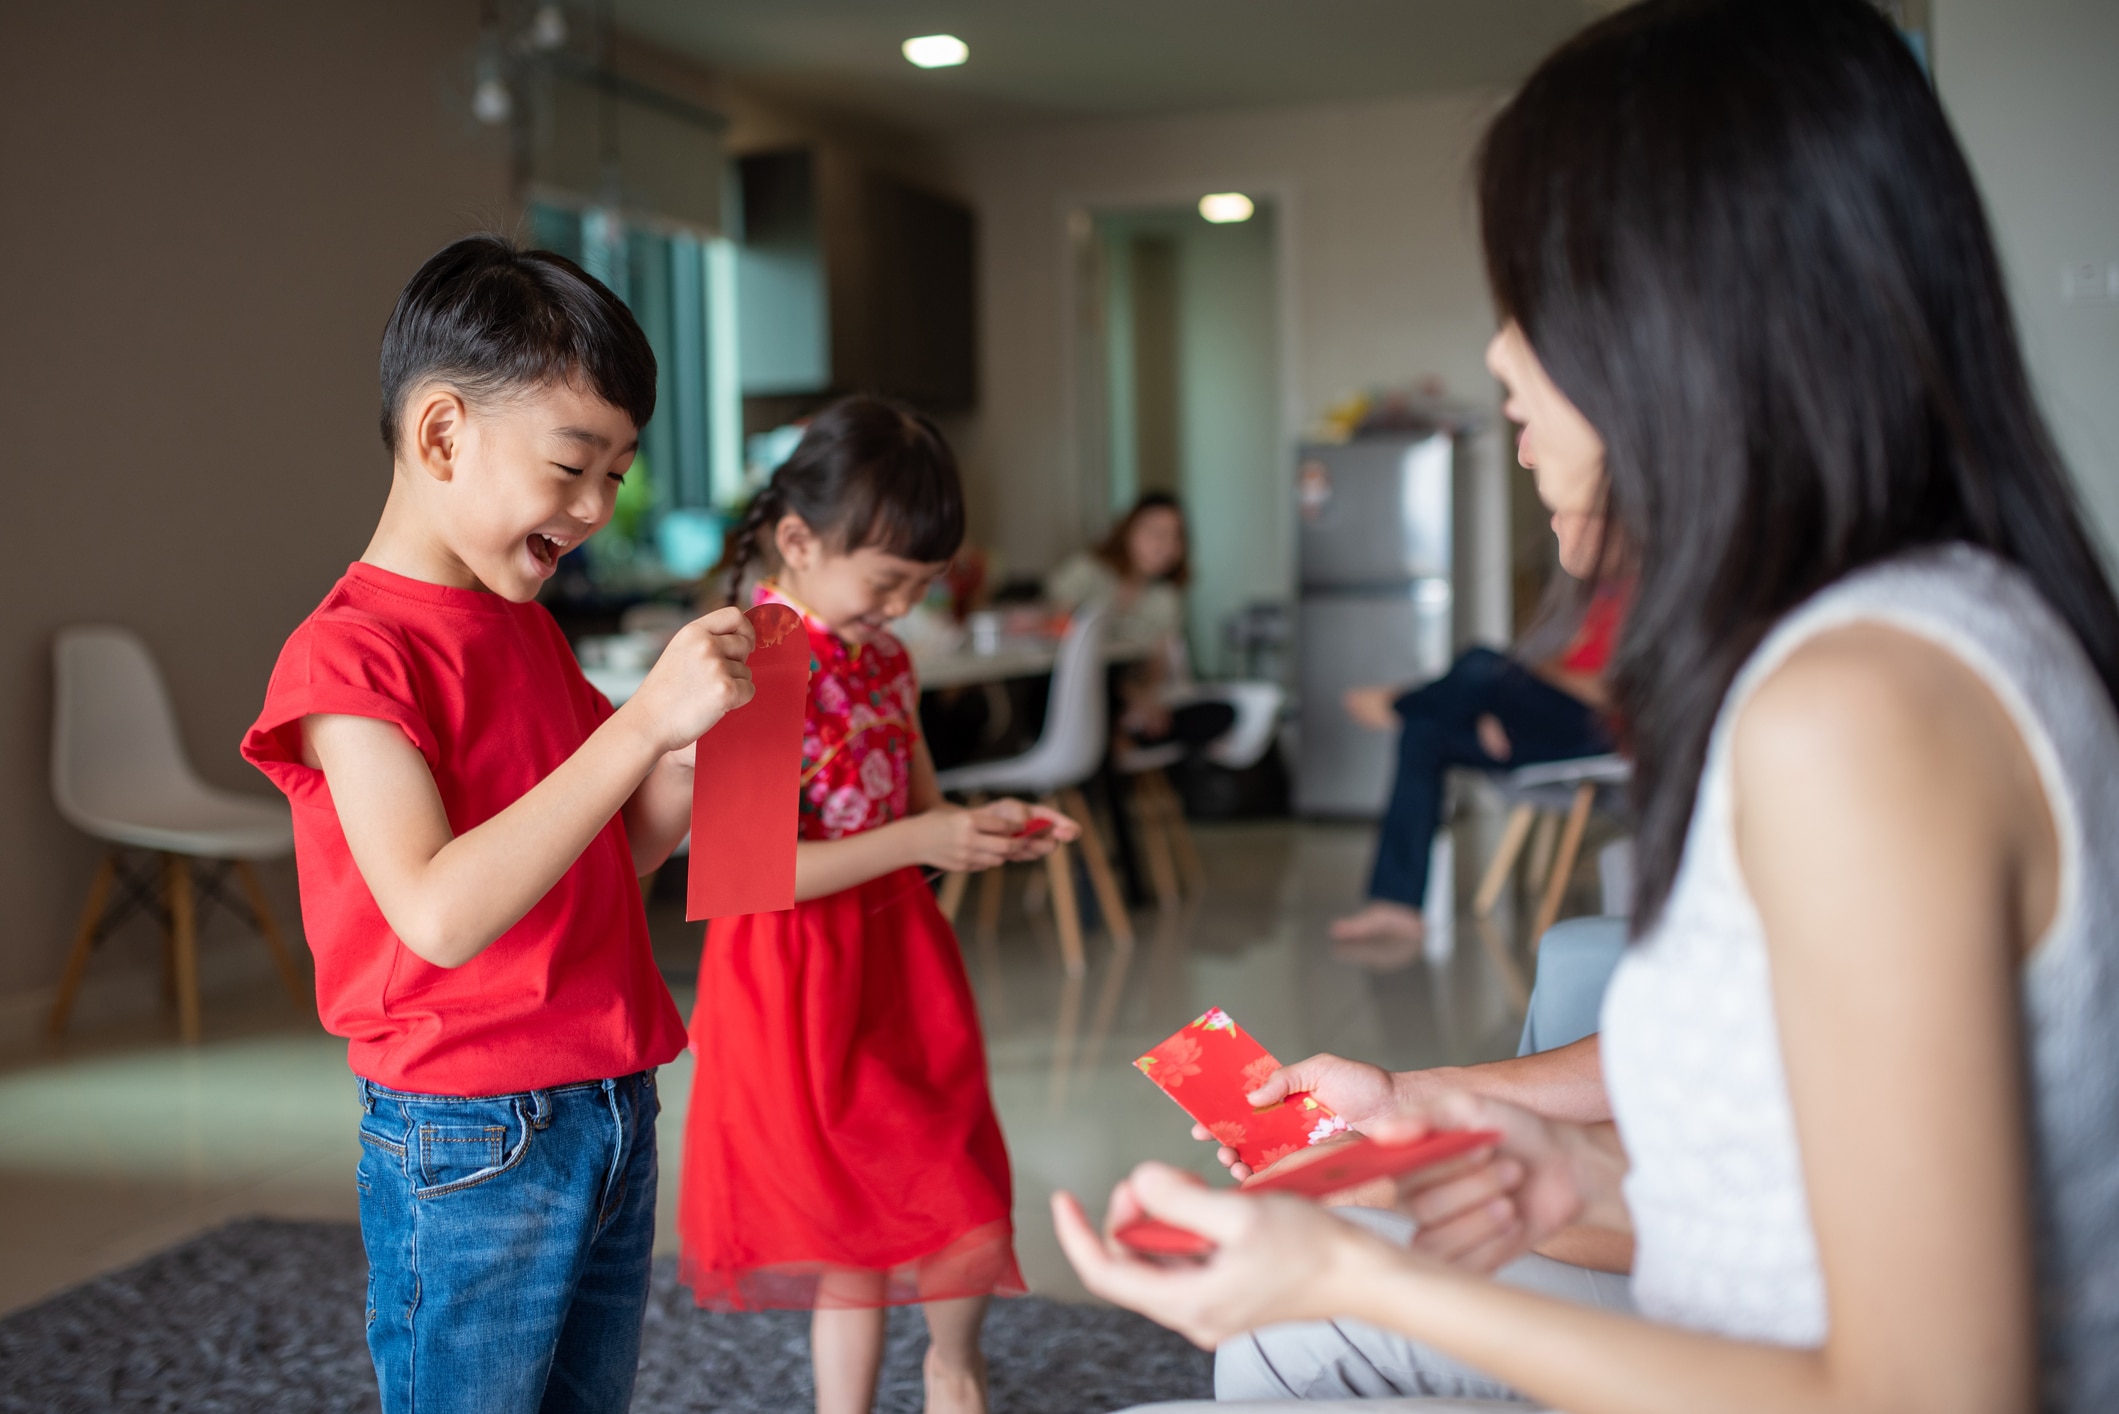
[628,608,756,752]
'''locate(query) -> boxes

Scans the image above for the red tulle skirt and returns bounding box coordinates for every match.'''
[677,868,1025,1311]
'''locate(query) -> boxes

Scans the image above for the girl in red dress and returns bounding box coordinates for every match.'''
[679,396,1077,1414]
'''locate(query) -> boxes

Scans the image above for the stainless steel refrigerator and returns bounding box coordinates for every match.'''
[1294,433,1463,816]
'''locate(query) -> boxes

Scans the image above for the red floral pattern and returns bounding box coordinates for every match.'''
[1135,1007,1347,1173]
[757,586,921,842]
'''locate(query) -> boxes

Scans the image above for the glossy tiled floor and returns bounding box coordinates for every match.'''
[0,814,1557,1317]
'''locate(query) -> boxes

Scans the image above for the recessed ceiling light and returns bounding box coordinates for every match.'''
[902,34,969,68]
[1199,193,1255,224]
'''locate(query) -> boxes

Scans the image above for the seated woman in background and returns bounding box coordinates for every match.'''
[1046,492,1234,751]
[1057,3,2119,1411]
[1332,581,1625,951]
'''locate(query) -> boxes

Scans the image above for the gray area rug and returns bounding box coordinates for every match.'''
[0,1219,1210,1413]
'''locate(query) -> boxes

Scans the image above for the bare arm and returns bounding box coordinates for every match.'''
[620,742,695,875]
[792,734,1079,902]
[306,609,755,968]
[1075,623,2049,1414]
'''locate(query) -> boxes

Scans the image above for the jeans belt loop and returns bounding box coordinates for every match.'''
[526,1088,552,1130]
[355,1076,374,1114]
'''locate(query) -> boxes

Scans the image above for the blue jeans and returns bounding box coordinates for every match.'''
[355,1070,660,1414]
[1368,648,1613,909]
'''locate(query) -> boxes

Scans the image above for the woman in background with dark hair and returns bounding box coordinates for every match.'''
[1057,2,2119,1410]
[1047,492,1236,751]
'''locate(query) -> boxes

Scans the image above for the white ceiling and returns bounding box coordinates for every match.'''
[612,0,1601,134]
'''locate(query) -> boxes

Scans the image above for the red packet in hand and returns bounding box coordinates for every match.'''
[1114,1129,1504,1257]
[686,603,811,920]
[1134,1007,1350,1173]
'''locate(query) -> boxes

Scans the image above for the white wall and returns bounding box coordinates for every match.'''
[1934,0,2119,566]
[944,90,1505,580]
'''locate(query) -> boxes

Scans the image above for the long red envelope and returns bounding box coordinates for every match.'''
[686,602,811,920]
[1114,1128,1505,1257]
[1134,1006,1350,1173]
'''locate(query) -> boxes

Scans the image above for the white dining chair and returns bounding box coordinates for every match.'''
[933,606,1128,978]
[1470,752,1631,947]
[1113,679,1287,910]
[48,625,305,1043]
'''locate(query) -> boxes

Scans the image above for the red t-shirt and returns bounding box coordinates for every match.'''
[241,563,686,1096]
[1556,583,1629,676]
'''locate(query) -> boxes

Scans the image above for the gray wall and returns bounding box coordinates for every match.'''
[0,2,511,1029]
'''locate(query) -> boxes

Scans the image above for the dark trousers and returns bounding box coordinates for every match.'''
[1367,648,1613,909]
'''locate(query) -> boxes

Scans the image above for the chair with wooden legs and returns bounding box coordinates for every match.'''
[934,606,1128,979]
[1470,753,1630,947]
[1113,679,1284,910]
[47,626,306,1044]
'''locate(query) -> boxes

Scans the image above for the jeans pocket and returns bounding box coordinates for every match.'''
[418,1123,506,1189]
[408,1097,531,1198]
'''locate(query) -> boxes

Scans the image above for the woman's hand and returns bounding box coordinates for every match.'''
[1052,1162,1408,1349]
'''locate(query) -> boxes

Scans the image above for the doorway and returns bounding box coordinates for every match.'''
[1074,201,1285,677]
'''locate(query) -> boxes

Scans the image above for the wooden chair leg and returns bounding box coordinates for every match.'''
[46,851,117,1040]
[1525,809,1561,893]
[1473,804,1537,918]
[1532,784,1598,946]
[936,871,970,923]
[234,860,306,1008]
[1061,786,1135,948]
[973,864,1008,1018]
[167,854,201,1045]
[1160,774,1207,896]
[1131,774,1183,912]
[1044,838,1087,980]
[976,861,1006,939]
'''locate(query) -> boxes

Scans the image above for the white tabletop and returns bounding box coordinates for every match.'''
[580,636,1146,706]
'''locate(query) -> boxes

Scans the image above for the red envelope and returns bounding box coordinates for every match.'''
[1134,1007,1350,1172]
[1113,1128,1505,1257]
[687,602,811,920]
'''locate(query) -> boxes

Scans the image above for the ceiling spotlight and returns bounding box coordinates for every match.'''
[472,73,513,125]
[528,3,569,51]
[902,34,969,69]
[1198,192,1255,224]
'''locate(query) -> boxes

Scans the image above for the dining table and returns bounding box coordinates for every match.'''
[579,633,1150,706]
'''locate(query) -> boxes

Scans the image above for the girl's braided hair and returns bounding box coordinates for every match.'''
[711,395,967,606]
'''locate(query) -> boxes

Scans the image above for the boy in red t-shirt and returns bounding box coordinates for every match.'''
[242,236,755,1414]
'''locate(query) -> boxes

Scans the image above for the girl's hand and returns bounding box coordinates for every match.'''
[966,798,1081,862]
[626,607,756,753]
[1051,1162,1406,1349]
[912,804,1023,873]
[1370,1091,1623,1275]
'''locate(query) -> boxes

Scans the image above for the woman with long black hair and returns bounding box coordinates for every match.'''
[1056,2,2119,1410]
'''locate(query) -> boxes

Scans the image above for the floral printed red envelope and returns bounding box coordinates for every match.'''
[1134,1007,1349,1172]
[687,602,811,920]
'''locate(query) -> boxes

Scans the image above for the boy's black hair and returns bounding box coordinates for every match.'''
[378,234,657,453]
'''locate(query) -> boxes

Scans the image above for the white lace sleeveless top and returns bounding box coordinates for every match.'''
[1600,544,2119,1411]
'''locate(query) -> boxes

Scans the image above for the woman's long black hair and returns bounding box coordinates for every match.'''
[1480,0,2119,931]
[713,395,966,605]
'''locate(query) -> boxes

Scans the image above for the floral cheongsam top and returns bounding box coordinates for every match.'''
[756,585,920,841]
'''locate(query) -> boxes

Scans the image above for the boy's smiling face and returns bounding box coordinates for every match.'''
[396,376,638,601]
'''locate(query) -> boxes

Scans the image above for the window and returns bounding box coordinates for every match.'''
[528,199,742,581]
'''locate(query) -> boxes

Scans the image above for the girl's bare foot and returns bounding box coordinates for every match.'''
[1329,900,1425,943]
[922,1345,988,1414]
